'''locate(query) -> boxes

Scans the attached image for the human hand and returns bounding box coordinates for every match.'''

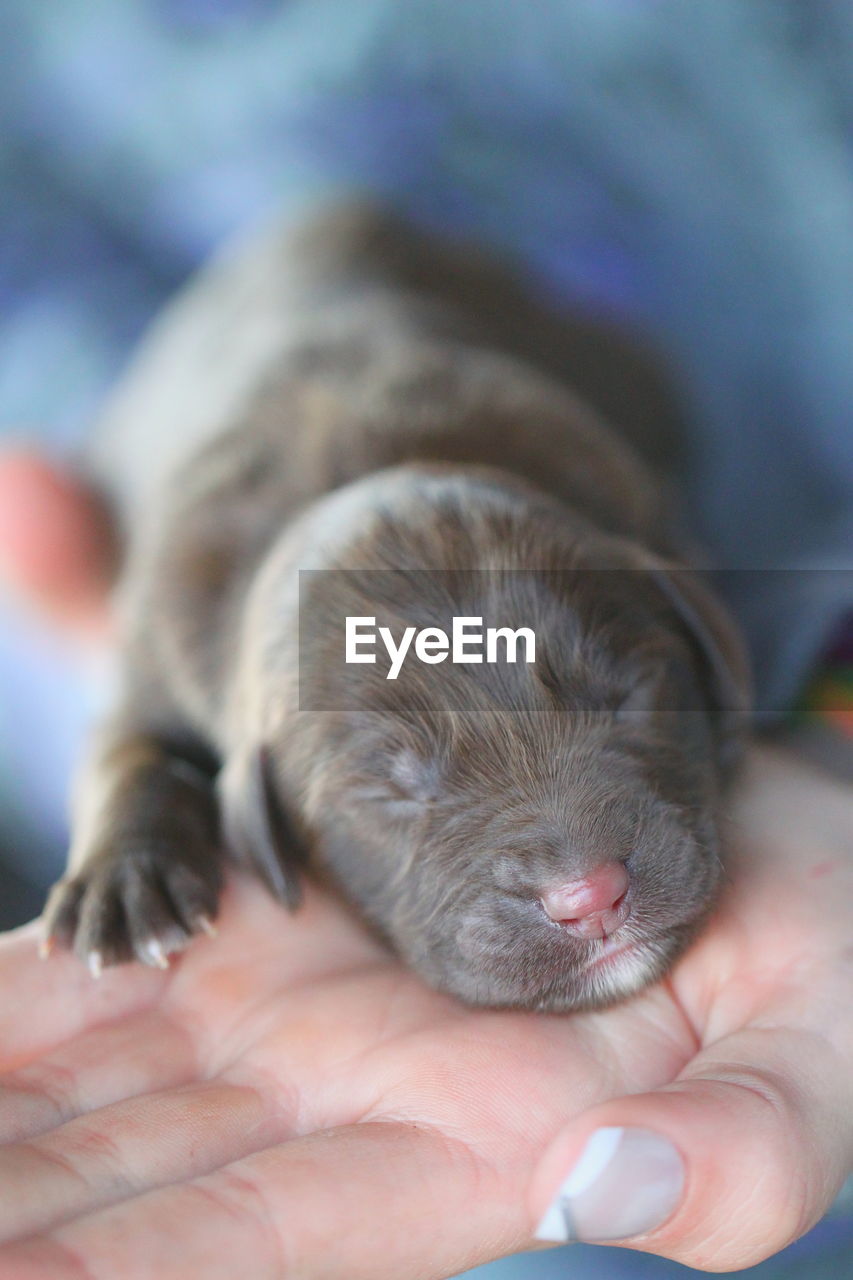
[0,452,850,1277]
[0,748,850,1277]
[0,447,114,638]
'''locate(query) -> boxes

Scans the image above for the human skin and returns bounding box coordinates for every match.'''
[0,451,850,1277]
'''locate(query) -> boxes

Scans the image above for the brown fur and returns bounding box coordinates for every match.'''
[44,204,750,1010]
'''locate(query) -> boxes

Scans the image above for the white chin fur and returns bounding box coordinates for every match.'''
[584,944,661,1005]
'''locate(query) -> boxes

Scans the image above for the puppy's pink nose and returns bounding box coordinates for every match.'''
[540,861,630,939]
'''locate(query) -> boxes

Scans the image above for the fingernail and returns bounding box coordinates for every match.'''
[534,1126,685,1243]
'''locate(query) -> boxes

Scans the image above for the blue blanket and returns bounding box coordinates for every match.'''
[1,0,851,714]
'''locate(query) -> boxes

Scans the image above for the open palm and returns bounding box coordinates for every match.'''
[0,747,851,1278]
[0,456,850,1276]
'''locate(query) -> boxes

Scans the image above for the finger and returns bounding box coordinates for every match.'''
[531,1023,853,1270]
[0,923,164,1070]
[0,448,115,636]
[0,1010,197,1143]
[0,1081,288,1243]
[0,1122,527,1280]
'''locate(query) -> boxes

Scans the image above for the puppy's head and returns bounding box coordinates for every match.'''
[224,485,750,1010]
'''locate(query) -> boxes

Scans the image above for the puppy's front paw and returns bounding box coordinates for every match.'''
[43,844,223,975]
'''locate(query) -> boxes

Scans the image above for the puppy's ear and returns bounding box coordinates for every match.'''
[219,744,304,909]
[646,560,752,769]
[605,538,752,767]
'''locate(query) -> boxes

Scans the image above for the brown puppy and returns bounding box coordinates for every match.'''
[43,204,750,1010]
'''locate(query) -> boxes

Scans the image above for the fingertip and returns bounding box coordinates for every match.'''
[530,1069,836,1270]
[532,1124,684,1244]
[0,446,116,635]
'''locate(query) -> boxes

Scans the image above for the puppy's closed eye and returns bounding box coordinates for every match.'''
[389,748,442,805]
[347,743,442,815]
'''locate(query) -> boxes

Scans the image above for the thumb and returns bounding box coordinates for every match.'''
[0,447,116,636]
[530,1026,853,1271]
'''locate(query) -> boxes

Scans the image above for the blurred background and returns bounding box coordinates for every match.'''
[0,3,851,1274]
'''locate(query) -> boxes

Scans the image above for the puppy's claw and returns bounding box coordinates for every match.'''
[38,936,54,961]
[88,951,103,980]
[143,939,171,970]
[196,915,218,938]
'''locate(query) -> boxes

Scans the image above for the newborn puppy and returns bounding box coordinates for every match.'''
[43,204,750,1011]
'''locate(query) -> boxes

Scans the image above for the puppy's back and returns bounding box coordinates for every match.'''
[87,203,682,535]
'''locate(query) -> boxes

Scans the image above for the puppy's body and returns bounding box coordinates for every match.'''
[46,205,749,1010]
